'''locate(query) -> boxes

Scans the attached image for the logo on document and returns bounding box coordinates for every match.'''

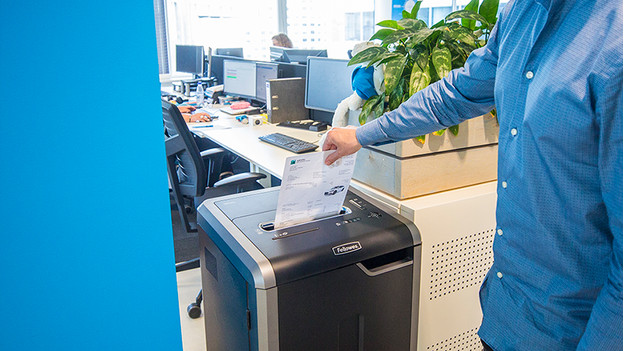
[332,241,362,255]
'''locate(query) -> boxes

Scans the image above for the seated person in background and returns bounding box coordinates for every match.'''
[177,105,211,123]
[272,33,293,48]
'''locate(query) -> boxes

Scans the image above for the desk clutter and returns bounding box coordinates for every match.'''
[277,119,329,132]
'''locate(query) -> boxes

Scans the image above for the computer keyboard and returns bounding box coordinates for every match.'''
[277,119,329,131]
[258,133,318,154]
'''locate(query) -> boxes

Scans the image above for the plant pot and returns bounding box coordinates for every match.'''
[348,109,499,199]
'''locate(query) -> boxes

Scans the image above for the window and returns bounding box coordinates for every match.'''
[164,0,278,70]
[393,0,507,26]
[286,0,375,59]
[154,0,508,79]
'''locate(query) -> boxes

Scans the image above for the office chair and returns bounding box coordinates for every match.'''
[164,100,267,318]
[163,100,266,233]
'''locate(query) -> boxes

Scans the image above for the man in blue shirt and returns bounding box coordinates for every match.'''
[323,0,622,349]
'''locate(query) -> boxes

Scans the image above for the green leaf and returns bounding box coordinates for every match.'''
[377,20,403,30]
[479,0,500,25]
[384,55,407,95]
[409,58,431,96]
[414,135,426,144]
[359,95,383,125]
[370,28,395,42]
[373,97,385,117]
[388,78,405,111]
[448,25,478,46]
[382,28,416,46]
[433,129,446,136]
[446,10,490,27]
[431,19,446,29]
[348,46,387,66]
[449,125,460,136]
[462,0,479,29]
[401,27,435,47]
[431,46,452,79]
[397,18,426,30]
[402,10,412,19]
[413,49,429,70]
[378,53,404,65]
[410,0,423,18]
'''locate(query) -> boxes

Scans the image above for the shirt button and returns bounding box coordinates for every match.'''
[511,128,518,136]
[525,71,534,79]
[502,181,508,189]
[497,272,503,279]
[497,228,503,236]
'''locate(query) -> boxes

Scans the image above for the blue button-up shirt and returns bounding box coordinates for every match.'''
[356,0,622,349]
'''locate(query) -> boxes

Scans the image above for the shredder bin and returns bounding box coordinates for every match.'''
[197,187,422,351]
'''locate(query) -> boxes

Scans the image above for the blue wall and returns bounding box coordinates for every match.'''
[0,1,182,350]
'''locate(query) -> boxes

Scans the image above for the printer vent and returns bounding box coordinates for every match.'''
[426,327,482,351]
[428,229,494,300]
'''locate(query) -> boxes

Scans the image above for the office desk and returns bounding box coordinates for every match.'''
[189,111,497,351]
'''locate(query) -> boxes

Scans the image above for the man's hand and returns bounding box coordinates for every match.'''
[183,112,212,123]
[178,105,196,113]
[322,126,362,165]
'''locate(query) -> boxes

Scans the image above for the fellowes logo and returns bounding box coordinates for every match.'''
[332,241,362,255]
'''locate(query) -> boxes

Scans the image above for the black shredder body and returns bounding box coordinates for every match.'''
[197,187,422,351]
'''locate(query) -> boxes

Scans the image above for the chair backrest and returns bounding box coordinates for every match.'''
[162,100,207,197]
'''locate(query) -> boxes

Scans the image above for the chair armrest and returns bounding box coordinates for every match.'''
[200,148,225,159]
[214,172,267,188]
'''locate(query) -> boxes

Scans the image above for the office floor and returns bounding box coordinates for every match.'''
[171,200,206,351]
[177,268,205,351]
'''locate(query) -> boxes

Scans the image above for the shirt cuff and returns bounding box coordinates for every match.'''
[356,119,387,146]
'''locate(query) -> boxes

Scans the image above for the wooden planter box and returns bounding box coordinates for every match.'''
[348,110,499,199]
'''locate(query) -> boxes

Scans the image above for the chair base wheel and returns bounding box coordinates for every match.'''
[187,302,202,319]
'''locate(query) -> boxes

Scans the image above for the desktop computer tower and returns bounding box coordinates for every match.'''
[197,187,422,351]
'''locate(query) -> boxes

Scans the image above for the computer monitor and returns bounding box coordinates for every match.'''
[305,57,357,113]
[210,54,244,85]
[270,47,286,62]
[255,62,279,102]
[223,59,256,99]
[176,45,205,77]
[277,62,307,79]
[271,47,328,64]
[215,48,244,58]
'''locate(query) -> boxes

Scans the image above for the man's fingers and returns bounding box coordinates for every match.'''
[325,150,342,165]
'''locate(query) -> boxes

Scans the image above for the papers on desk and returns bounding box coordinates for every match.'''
[274,151,356,229]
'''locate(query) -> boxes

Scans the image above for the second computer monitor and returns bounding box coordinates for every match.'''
[215,48,244,58]
[176,45,205,76]
[223,59,256,99]
[305,57,357,112]
[271,47,328,64]
[255,62,279,102]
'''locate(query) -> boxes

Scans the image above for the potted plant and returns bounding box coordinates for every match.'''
[348,0,500,143]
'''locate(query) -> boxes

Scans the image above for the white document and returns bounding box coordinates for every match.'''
[274,151,356,229]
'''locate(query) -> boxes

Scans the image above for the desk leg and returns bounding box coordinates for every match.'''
[250,163,272,188]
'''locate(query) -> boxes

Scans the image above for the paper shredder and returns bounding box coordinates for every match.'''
[197,187,422,350]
